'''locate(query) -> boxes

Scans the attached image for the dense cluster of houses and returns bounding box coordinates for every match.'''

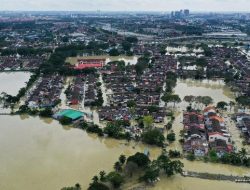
[99,105,166,122]
[84,74,99,106]
[26,74,64,108]
[99,55,177,121]
[183,106,233,157]
[234,113,250,144]
[66,76,85,105]
[0,55,45,71]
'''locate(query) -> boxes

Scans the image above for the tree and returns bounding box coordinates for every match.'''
[141,167,160,183]
[88,182,109,190]
[162,94,181,107]
[171,94,181,107]
[168,150,181,158]
[143,115,154,129]
[239,148,247,160]
[209,150,218,162]
[104,122,122,138]
[186,152,195,161]
[119,155,126,165]
[92,176,99,183]
[166,132,176,143]
[61,183,81,190]
[122,41,132,51]
[127,100,136,108]
[114,161,122,172]
[99,171,106,182]
[125,36,138,43]
[39,108,53,117]
[184,95,195,103]
[216,101,228,110]
[141,129,165,147]
[200,96,213,106]
[236,96,250,109]
[195,96,213,107]
[157,154,183,176]
[127,152,150,168]
[109,48,120,56]
[107,172,124,188]
[125,161,138,177]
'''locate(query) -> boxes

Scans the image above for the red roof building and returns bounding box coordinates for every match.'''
[74,59,106,70]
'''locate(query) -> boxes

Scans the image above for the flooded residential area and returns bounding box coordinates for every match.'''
[0,3,250,190]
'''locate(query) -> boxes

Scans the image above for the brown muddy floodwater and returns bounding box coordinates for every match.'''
[0,115,161,190]
[0,79,249,190]
[0,72,31,96]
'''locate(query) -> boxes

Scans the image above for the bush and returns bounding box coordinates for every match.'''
[187,153,195,161]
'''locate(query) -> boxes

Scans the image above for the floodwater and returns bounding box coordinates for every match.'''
[0,72,31,96]
[168,79,235,150]
[66,55,138,66]
[0,115,161,190]
[151,175,250,190]
[0,79,250,190]
[1,115,249,190]
[174,79,235,104]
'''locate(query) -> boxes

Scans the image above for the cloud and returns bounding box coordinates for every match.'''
[0,0,250,11]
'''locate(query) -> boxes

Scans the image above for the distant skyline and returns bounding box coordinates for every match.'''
[0,0,250,12]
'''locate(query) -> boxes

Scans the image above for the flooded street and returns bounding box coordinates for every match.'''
[0,72,31,96]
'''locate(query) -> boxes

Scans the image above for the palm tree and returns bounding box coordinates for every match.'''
[119,155,126,165]
[75,183,81,190]
[92,175,99,183]
[239,148,247,160]
[114,161,122,172]
[99,170,106,182]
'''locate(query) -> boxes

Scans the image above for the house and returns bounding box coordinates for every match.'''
[184,138,208,157]
[208,132,230,144]
[209,139,233,157]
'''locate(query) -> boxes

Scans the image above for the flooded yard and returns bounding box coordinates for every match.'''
[174,79,235,104]
[0,72,31,96]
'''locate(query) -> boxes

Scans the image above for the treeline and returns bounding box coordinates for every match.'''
[187,148,250,167]
[84,152,184,190]
[40,48,97,75]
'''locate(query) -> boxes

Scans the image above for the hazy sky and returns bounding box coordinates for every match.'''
[0,0,250,12]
